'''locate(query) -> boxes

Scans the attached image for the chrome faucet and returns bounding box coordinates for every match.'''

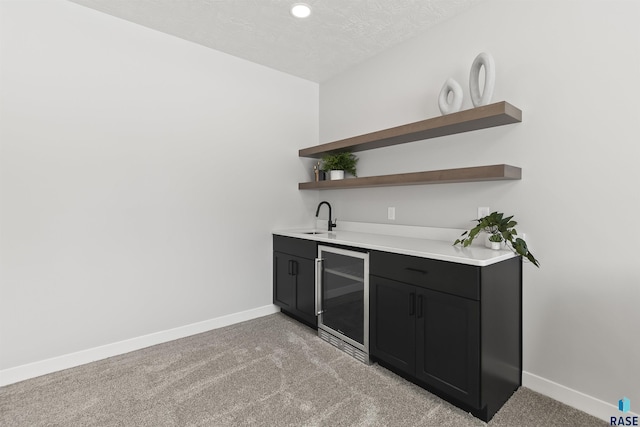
[315,201,336,232]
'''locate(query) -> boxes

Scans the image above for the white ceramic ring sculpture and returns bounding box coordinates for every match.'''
[469,52,495,107]
[438,78,463,115]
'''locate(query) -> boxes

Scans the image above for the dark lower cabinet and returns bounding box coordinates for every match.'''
[416,285,480,407]
[370,251,521,422]
[273,236,317,327]
[370,276,480,407]
[272,235,522,422]
[369,276,416,373]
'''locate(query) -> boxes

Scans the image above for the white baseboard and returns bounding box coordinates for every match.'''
[523,371,638,422]
[0,304,280,387]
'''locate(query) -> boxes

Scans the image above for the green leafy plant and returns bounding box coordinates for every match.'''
[320,152,358,177]
[454,211,540,267]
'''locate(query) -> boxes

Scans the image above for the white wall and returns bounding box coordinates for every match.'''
[320,0,640,420]
[0,0,318,376]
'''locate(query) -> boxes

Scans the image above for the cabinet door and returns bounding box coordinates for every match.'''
[415,288,480,407]
[370,275,415,373]
[293,256,316,325]
[273,251,294,309]
[273,252,317,326]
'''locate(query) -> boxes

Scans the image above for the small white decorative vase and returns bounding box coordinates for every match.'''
[438,77,464,115]
[330,170,345,180]
[469,52,496,107]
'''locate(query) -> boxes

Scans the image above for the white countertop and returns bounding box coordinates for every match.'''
[273,223,517,267]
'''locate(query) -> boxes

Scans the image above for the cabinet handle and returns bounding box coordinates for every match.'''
[315,258,323,315]
[405,267,428,275]
[409,293,415,316]
[291,260,298,276]
[287,260,292,275]
[417,294,424,318]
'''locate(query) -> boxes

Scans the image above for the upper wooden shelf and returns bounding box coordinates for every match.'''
[299,101,522,158]
[299,164,521,190]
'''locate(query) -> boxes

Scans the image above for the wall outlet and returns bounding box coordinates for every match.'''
[478,206,490,219]
[388,207,396,220]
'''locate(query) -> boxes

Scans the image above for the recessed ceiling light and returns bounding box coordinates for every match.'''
[290,3,311,19]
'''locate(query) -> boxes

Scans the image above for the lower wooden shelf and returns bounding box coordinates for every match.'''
[298,164,521,190]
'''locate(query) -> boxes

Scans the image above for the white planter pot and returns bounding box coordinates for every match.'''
[329,170,345,180]
[484,234,504,250]
[489,241,503,250]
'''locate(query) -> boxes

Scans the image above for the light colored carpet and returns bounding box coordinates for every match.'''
[0,313,606,426]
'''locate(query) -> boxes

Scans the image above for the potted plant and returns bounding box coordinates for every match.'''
[487,233,504,250]
[320,152,358,180]
[453,211,540,267]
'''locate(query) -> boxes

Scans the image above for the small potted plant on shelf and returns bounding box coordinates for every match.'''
[453,211,540,267]
[320,151,358,180]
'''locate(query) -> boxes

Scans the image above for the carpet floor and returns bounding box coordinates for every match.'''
[0,313,606,426]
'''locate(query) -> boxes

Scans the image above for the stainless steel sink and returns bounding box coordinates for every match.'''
[302,231,328,235]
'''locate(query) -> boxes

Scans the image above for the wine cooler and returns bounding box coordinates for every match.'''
[315,245,370,364]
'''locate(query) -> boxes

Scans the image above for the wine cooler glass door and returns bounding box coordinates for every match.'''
[317,246,369,352]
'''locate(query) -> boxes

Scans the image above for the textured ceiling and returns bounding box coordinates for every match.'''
[69,0,483,82]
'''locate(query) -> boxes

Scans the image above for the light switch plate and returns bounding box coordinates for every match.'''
[478,206,490,219]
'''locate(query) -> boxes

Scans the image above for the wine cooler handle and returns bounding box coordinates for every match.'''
[315,258,323,315]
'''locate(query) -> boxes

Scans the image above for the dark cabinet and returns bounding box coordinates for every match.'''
[370,250,521,422]
[369,276,415,373]
[415,285,480,406]
[272,234,522,422]
[273,236,317,327]
[370,275,480,407]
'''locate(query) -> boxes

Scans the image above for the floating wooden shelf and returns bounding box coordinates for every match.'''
[299,165,521,190]
[299,101,522,158]
[298,101,523,190]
